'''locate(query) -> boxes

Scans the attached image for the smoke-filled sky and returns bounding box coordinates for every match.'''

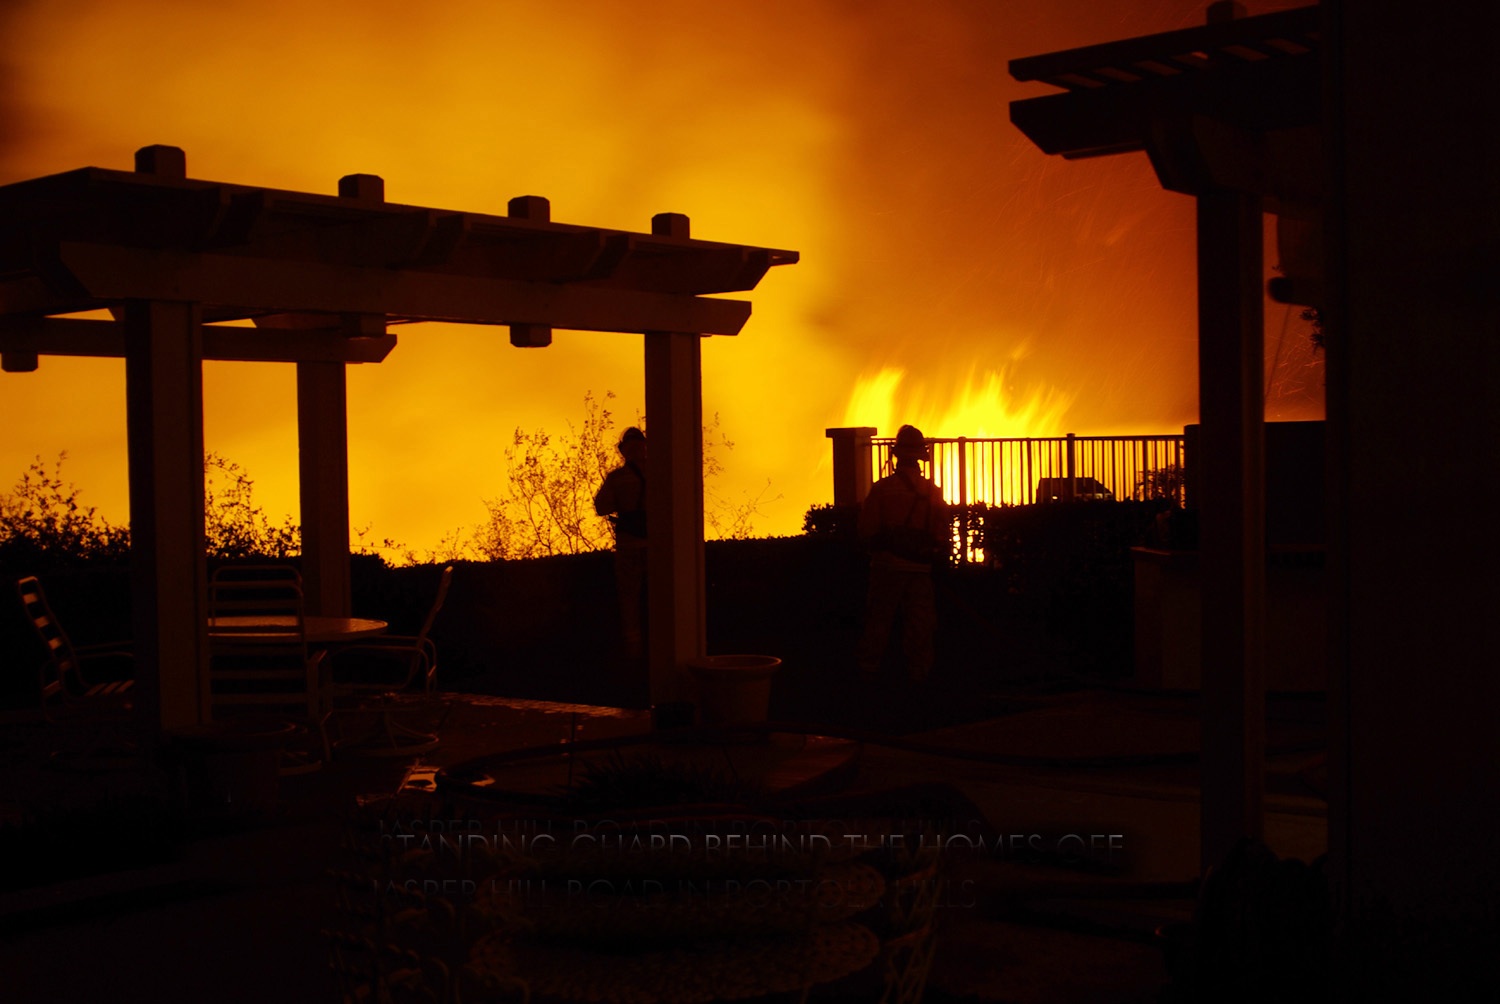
[0,0,1322,552]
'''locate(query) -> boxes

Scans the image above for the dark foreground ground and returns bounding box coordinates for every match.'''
[0,679,1328,1003]
[2,530,1334,1002]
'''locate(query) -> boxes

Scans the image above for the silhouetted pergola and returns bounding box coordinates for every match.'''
[1010,4,1321,872]
[0,145,798,730]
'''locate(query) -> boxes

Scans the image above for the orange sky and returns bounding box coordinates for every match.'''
[0,0,1322,555]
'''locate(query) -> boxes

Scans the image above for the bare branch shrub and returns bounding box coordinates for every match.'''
[474,391,619,560]
[474,393,777,558]
[702,413,780,540]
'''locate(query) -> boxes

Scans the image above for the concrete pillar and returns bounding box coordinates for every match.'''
[825,427,877,506]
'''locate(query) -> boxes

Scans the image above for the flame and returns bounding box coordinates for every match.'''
[0,1,1320,553]
[843,362,1074,442]
[842,362,1076,513]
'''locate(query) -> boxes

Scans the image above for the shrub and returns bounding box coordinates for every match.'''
[802,503,859,539]
[0,454,129,565]
[474,391,620,561]
[203,452,299,560]
[475,392,775,560]
[0,452,303,566]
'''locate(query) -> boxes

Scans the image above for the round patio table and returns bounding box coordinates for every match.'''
[207,615,387,645]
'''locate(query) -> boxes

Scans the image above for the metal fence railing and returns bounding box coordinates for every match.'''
[872,433,1187,509]
[868,433,1184,564]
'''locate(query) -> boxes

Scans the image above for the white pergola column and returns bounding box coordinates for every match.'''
[644,212,707,706]
[1195,187,1267,872]
[124,297,210,730]
[120,145,210,731]
[295,173,382,617]
[296,357,352,616]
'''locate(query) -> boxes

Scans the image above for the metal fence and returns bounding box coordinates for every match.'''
[872,433,1187,508]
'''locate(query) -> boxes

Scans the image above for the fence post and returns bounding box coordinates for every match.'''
[956,438,968,560]
[1065,433,1078,502]
[825,427,878,507]
[1024,441,1033,505]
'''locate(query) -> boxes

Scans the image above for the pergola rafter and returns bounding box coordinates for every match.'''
[0,144,798,732]
[0,316,397,366]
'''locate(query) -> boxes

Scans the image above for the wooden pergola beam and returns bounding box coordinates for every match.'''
[0,278,83,317]
[1009,5,1319,165]
[1010,52,1318,163]
[48,242,753,335]
[1009,6,1319,89]
[0,316,396,364]
[0,167,797,296]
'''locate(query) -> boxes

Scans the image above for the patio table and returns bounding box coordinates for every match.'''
[208,616,388,645]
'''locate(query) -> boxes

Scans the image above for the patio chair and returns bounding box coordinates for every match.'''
[208,561,301,606]
[208,569,329,770]
[808,852,942,1004]
[871,858,943,1004]
[324,565,453,757]
[15,575,134,725]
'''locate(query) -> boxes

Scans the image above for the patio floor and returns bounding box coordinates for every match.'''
[0,680,1327,1003]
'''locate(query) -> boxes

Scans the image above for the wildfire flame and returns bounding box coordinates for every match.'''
[843,361,1074,442]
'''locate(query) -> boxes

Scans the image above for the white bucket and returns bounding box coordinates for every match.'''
[687,655,782,727]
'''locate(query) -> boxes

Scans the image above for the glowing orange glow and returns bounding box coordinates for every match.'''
[0,1,1323,555]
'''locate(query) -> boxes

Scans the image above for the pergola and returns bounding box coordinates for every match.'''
[1009,3,1321,872]
[0,144,798,732]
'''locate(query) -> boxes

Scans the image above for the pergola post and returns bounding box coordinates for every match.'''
[1006,0,1318,876]
[293,175,381,617]
[124,298,210,730]
[644,212,707,706]
[296,357,352,616]
[507,195,554,348]
[1195,187,1266,871]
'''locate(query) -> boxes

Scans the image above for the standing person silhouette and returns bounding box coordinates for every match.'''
[857,424,949,681]
[594,427,648,660]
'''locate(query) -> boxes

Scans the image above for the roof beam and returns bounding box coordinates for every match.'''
[1009,6,1318,86]
[1010,52,1318,162]
[48,242,751,335]
[0,276,96,316]
[0,316,396,363]
[0,166,797,296]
